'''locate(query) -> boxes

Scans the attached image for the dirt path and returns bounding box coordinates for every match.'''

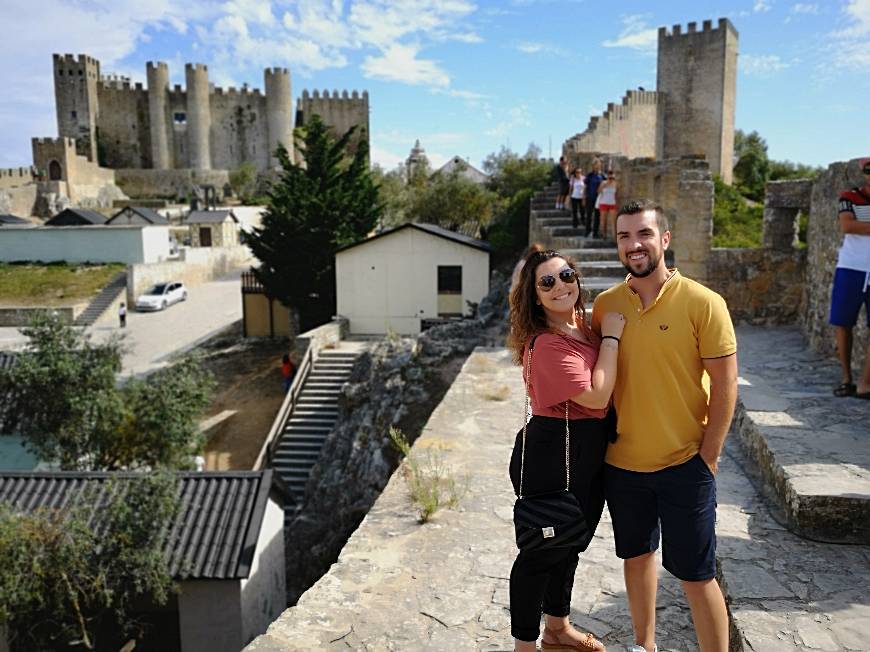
[199,337,289,470]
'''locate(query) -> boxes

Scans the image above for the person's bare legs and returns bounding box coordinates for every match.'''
[859,343,870,394]
[682,579,729,652]
[514,639,537,652]
[835,326,853,386]
[624,552,657,651]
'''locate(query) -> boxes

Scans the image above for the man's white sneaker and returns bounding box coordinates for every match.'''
[626,646,657,652]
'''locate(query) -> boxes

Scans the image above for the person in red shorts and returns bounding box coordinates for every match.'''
[830,159,870,398]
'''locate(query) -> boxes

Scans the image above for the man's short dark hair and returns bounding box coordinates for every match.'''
[617,199,669,232]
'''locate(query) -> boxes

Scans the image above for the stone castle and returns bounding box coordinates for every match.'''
[565,18,737,183]
[51,54,369,172]
[0,54,370,217]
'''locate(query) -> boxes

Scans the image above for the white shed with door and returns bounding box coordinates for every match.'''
[335,223,490,335]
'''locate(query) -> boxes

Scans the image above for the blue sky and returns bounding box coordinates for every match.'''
[0,0,867,172]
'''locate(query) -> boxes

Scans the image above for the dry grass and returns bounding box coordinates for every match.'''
[0,263,125,306]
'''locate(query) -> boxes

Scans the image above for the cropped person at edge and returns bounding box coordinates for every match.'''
[507,248,626,652]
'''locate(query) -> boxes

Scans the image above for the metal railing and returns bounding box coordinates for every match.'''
[252,343,313,470]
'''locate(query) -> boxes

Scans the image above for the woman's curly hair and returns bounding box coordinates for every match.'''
[506,249,592,366]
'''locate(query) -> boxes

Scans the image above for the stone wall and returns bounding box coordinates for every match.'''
[97,83,151,168]
[210,89,270,170]
[564,91,659,160]
[114,168,230,200]
[0,305,84,327]
[0,185,38,217]
[803,158,869,358]
[126,244,250,303]
[296,90,369,156]
[0,168,35,191]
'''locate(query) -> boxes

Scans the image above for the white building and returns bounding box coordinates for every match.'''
[336,222,490,335]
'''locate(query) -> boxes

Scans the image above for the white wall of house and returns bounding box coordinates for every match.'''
[336,227,489,335]
[178,579,242,652]
[240,496,287,645]
[0,225,170,264]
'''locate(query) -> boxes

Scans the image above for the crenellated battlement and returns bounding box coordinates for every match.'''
[0,166,37,190]
[185,63,208,74]
[264,67,290,76]
[146,61,168,72]
[53,53,99,67]
[31,136,76,148]
[213,85,264,97]
[659,17,736,40]
[301,89,368,101]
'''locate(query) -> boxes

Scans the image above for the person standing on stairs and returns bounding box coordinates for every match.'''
[597,171,619,241]
[592,200,737,652]
[508,248,625,652]
[554,156,570,210]
[584,159,606,238]
[569,168,586,230]
[830,159,870,399]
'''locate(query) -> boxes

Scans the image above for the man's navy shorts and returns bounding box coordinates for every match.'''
[829,267,870,327]
[604,454,717,581]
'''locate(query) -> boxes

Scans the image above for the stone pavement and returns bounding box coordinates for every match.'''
[0,266,246,378]
[251,342,867,652]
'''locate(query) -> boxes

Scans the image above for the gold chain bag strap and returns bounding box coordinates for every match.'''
[513,335,590,551]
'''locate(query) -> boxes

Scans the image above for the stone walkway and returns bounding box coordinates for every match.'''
[246,329,870,652]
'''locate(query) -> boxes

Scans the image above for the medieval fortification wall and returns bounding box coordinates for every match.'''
[565,18,737,183]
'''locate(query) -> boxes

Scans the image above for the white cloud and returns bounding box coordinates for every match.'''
[370,145,406,170]
[754,0,773,12]
[484,105,531,138]
[740,53,790,77]
[791,3,819,13]
[516,41,568,56]
[829,0,870,67]
[602,15,658,53]
[361,43,450,87]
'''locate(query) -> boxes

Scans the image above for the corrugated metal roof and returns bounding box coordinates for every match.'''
[0,470,285,580]
[335,222,492,254]
[106,206,169,225]
[0,214,29,225]
[184,210,238,224]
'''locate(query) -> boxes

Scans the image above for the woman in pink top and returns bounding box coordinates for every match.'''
[506,249,625,652]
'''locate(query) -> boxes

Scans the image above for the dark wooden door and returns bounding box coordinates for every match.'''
[199,227,212,247]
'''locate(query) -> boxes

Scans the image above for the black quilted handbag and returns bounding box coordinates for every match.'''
[513,336,590,552]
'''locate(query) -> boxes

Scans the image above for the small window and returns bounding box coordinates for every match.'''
[438,266,462,295]
[71,110,77,119]
[173,112,187,124]
[78,70,83,76]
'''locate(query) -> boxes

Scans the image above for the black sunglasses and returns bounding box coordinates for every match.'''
[537,267,578,291]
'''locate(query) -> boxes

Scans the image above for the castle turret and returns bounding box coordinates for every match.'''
[53,53,100,162]
[656,18,738,183]
[147,62,171,170]
[185,63,211,170]
[264,68,293,167]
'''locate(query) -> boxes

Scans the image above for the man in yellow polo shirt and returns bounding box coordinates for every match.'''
[592,200,738,652]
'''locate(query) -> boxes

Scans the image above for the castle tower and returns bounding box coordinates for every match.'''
[656,18,738,183]
[406,139,428,181]
[185,63,211,170]
[147,62,171,170]
[264,68,293,167]
[53,53,100,162]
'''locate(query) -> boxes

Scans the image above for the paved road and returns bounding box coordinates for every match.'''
[0,266,247,378]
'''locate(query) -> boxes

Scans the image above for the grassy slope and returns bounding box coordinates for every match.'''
[0,263,125,306]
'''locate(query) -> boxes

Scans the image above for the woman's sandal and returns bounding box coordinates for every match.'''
[833,383,856,397]
[541,627,605,652]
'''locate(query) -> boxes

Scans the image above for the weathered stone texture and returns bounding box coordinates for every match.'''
[114,168,230,200]
[564,91,660,159]
[97,84,152,168]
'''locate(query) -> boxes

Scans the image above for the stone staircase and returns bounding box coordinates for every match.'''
[272,349,360,511]
[529,183,624,303]
[73,271,127,326]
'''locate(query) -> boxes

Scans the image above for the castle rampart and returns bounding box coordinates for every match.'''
[565,90,660,160]
[297,89,370,156]
[0,167,36,191]
[53,53,100,162]
[147,62,171,170]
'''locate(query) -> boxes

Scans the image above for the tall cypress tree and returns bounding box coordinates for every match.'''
[247,116,383,330]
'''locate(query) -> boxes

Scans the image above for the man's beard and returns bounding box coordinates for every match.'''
[622,250,662,278]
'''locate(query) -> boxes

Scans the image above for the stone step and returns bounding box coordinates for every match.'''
[295,398,338,406]
[731,325,870,544]
[291,408,338,418]
[578,261,625,277]
[582,277,623,299]
[274,439,325,451]
[562,247,619,261]
[530,209,571,218]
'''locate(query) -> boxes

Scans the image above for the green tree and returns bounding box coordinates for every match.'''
[409,165,500,237]
[0,472,179,651]
[228,161,258,202]
[768,159,822,181]
[732,129,770,201]
[0,312,214,470]
[371,164,412,227]
[483,144,552,199]
[246,115,383,329]
[713,176,763,248]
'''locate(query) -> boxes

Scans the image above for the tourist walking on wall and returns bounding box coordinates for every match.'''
[830,159,870,398]
[507,249,624,652]
[584,160,606,238]
[554,157,570,210]
[569,168,586,229]
[597,171,619,240]
[281,354,296,393]
[592,200,737,652]
[118,302,127,328]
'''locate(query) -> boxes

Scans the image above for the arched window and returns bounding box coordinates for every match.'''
[48,160,62,181]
